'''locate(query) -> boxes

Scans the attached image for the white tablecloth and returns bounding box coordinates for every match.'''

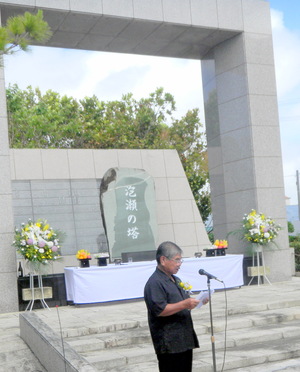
[64,254,244,304]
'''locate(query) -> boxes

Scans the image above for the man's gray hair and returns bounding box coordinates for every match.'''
[156,241,183,264]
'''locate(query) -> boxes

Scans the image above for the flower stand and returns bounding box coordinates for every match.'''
[25,273,51,311]
[247,245,271,286]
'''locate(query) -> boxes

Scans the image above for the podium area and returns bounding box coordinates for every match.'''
[64,254,244,304]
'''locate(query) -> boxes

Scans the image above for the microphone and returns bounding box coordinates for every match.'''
[198,269,223,282]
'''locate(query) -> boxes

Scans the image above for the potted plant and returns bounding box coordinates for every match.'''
[76,249,91,268]
[94,252,109,266]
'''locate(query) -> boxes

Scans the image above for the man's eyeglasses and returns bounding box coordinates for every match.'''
[167,258,183,264]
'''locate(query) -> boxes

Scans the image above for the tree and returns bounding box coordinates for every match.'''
[6,84,211,222]
[0,10,51,62]
[288,221,295,234]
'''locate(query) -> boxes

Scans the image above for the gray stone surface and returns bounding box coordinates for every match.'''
[0,278,300,371]
[10,149,210,274]
[0,311,46,372]
[28,277,300,372]
[12,179,106,255]
[0,0,290,313]
[201,19,290,281]
[100,167,157,260]
[20,311,98,372]
[0,0,240,58]
[0,15,18,314]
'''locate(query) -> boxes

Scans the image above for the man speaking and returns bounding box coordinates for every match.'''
[144,241,208,372]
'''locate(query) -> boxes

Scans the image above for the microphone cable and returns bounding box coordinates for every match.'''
[219,281,228,372]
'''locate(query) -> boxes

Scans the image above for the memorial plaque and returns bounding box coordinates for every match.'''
[100,168,157,260]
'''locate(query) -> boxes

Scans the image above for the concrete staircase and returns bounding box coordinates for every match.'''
[63,290,300,371]
[0,312,46,372]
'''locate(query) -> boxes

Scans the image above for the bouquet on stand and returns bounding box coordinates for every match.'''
[13,218,62,274]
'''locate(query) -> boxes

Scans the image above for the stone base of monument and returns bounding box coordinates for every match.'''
[121,250,156,262]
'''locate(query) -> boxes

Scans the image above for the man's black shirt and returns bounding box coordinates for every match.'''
[144,267,199,354]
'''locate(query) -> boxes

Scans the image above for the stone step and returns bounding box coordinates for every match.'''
[191,298,300,325]
[0,348,47,372]
[71,319,300,366]
[65,306,300,371]
[194,334,300,372]
[67,316,300,356]
[0,311,47,372]
[81,333,300,372]
[199,306,300,334]
[233,357,300,372]
[66,328,151,352]
[65,305,300,353]
[0,359,46,372]
[59,297,300,339]
[30,279,300,371]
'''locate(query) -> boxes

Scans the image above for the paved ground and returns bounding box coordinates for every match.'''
[1,276,300,371]
[35,276,300,335]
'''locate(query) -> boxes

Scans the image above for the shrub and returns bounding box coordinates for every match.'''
[290,236,300,272]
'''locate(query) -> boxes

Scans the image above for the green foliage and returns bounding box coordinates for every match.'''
[6,85,211,222]
[208,230,214,244]
[288,221,295,234]
[290,235,300,271]
[0,10,51,59]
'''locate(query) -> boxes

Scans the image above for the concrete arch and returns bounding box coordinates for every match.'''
[0,0,291,312]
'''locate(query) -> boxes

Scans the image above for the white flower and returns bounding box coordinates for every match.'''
[249,228,259,235]
[39,248,45,253]
[264,232,270,238]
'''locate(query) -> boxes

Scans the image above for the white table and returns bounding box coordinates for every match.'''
[64,254,244,304]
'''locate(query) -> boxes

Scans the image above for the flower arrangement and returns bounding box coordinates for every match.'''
[178,281,192,293]
[76,249,91,260]
[213,239,228,248]
[13,218,61,265]
[94,252,109,259]
[242,209,281,246]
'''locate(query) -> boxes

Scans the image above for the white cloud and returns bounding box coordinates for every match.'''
[271,9,300,204]
[271,9,300,98]
[4,47,204,121]
[3,9,300,204]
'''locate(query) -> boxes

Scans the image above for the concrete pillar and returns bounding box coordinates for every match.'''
[0,10,19,312]
[201,1,291,281]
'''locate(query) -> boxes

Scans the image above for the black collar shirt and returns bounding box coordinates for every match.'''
[144,267,199,354]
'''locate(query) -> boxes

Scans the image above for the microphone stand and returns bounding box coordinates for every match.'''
[207,277,217,372]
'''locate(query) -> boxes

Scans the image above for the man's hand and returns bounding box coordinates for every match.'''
[159,298,200,316]
[183,298,200,310]
[202,297,209,305]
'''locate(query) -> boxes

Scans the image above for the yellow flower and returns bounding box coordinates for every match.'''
[76,249,91,259]
[179,281,192,292]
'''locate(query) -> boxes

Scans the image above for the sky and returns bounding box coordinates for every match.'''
[3,0,300,205]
